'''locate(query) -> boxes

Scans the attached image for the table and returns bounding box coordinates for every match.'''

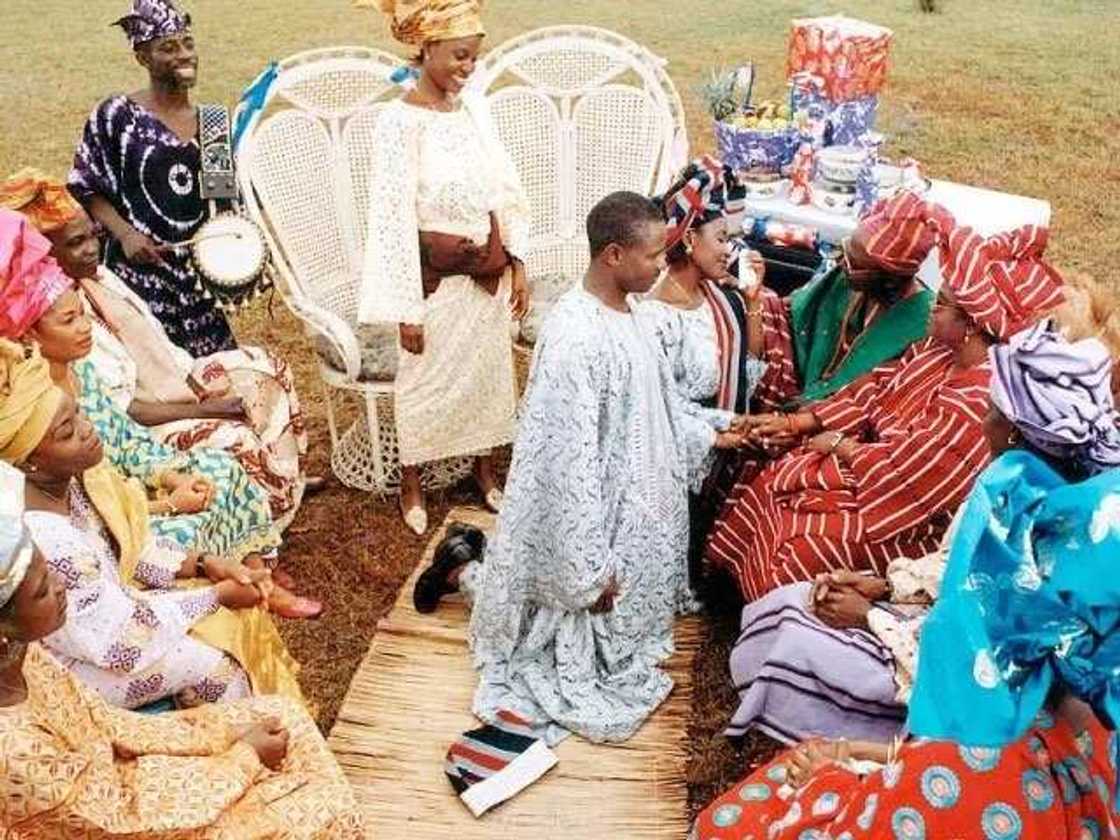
[735,166,1052,287]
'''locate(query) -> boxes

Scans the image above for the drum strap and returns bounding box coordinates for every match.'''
[198,104,238,201]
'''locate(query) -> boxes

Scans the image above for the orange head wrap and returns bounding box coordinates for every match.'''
[0,169,82,235]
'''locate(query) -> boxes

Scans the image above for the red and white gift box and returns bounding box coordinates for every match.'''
[787,15,893,102]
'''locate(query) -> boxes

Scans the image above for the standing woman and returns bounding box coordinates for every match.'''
[357,0,531,534]
[68,0,235,358]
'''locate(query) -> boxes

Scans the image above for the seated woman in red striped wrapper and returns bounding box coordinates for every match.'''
[705,215,1066,603]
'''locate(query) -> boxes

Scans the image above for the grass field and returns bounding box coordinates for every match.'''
[3,0,1119,818]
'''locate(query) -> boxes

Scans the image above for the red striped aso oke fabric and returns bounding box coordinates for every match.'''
[940,223,1065,341]
[707,339,991,602]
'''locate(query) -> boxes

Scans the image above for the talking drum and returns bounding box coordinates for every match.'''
[191,214,267,309]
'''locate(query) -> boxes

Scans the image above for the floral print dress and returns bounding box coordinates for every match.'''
[25,484,251,709]
[692,711,1116,840]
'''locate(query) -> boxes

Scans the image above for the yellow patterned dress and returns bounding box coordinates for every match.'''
[0,645,367,838]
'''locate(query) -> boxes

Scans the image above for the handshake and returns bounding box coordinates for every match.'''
[712,411,822,451]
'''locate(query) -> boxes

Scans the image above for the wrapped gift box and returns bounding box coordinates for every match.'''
[789,72,879,147]
[787,15,893,102]
[714,120,800,174]
[828,96,879,145]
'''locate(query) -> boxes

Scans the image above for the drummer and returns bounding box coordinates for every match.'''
[67,0,233,358]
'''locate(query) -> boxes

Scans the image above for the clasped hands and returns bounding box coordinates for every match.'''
[714,413,860,461]
[808,569,891,631]
[712,411,818,451]
[114,715,291,770]
[151,471,216,516]
[784,738,850,789]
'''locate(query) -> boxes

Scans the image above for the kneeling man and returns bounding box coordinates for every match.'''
[415,191,741,743]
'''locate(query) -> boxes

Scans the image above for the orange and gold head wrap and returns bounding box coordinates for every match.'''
[0,169,82,235]
[356,0,484,47]
[0,340,63,466]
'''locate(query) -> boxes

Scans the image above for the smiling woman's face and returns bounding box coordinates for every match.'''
[26,290,90,365]
[421,34,483,96]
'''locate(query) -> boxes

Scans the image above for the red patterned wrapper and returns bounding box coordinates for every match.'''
[787,142,815,206]
[787,15,893,102]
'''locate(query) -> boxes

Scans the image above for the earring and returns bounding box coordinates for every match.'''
[23,464,36,474]
[1007,430,1021,446]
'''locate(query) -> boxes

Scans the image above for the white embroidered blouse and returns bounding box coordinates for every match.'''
[358,94,530,325]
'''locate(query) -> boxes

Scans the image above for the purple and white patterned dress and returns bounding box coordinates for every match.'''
[24,483,251,709]
[68,94,235,357]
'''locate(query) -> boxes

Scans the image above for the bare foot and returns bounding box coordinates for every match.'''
[473,454,500,496]
[400,466,424,512]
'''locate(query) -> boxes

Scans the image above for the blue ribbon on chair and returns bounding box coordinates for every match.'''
[233,62,279,153]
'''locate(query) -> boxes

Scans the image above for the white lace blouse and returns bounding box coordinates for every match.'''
[358,94,530,325]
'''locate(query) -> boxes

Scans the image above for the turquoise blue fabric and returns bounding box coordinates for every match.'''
[909,450,1120,799]
[232,63,278,153]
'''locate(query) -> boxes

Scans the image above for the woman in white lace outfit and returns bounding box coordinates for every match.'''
[358,0,530,534]
[642,157,768,425]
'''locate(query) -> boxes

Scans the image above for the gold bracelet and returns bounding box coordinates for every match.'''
[828,431,845,453]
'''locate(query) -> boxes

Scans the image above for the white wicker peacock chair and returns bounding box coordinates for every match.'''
[467,25,690,348]
[236,46,472,493]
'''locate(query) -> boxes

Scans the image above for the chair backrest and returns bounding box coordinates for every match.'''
[237,47,405,325]
[469,26,689,287]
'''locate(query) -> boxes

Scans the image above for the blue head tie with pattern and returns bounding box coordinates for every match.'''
[114,0,191,49]
[909,450,1120,806]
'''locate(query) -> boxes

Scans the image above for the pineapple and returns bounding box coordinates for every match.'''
[700,64,755,122]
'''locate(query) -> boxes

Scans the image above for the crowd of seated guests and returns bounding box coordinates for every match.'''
[691,314,1120,838]
[3,0,1120,833]
[654,156,1120,837]
[0,1,356,832]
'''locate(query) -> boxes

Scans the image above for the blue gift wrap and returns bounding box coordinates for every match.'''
[714,120,800,173]
[828,96,879,146]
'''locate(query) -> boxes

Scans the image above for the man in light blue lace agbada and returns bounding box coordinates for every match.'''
[418,192,742,743]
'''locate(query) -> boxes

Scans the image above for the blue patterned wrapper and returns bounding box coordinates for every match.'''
[790,74,879,148]
[855,156,878,215]
[789,72,829,119]
[714,121,800,174]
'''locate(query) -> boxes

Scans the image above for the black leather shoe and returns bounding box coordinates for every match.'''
[445,522,486,556]
[413,529,485,614]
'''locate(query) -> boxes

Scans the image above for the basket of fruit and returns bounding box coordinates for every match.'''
[703,65,800,175]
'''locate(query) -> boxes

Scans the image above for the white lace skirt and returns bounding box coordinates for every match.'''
[395,274,517,465]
